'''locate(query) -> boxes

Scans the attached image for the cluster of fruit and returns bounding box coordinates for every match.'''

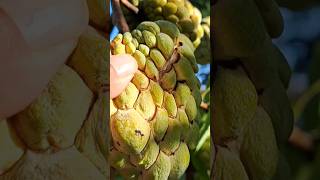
[122,0,207,48]
[212,0,293,179]
[110,20,202,179]
[0,0,109,179]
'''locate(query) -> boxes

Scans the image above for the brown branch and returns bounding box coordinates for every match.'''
[200,102,209,110]
[121,0,139,14]
[289,126,315,152]
[111,0,130,32]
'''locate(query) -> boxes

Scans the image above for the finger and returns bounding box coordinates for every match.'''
[110,54,138,99]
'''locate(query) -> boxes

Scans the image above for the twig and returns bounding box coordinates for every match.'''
[121,0,139,14]
[200,102,209,110]
[112,0,130,32]
[289,126,315,152]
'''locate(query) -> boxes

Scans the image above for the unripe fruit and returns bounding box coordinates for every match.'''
[10,65,94,151]
[213,0,270,59]
[195,16,211,64]
[75,96,109,176]
[69,26,108,94]
[0,147,105,180]
[258,80,294,145]
[110,20,200,179]
[0,120,23,175]
[214,146,249,180]
[142,0,204,47]
[213,66,258,144]
[253,0,284,38]
[240,107,279,180]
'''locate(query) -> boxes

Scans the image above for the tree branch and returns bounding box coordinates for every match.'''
[121,0,139,14]
[289,126,315,152]
[111,0,130,32]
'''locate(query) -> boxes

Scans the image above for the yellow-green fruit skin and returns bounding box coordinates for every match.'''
[10,65,93,151]
[240,107,279,180]
[213,0,270,59]
[142,0,204,48]
[214,146,249,180]
[110,20,200,179]
[0,120,24,175]
[213,66,258,144]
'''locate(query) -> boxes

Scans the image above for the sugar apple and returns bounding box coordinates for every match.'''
[0,26,108,179]
[140,0,204,48]
[110,20,201,179]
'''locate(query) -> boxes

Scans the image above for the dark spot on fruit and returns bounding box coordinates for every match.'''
[135,130,144,137]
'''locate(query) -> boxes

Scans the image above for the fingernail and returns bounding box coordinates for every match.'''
[110,55,137,78]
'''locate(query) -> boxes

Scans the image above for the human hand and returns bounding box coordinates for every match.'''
[0,0,88,119]
[110,54,138,99]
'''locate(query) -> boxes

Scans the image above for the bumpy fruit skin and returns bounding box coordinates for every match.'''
[194,16,211,64]
[0,120,24,175]
[10,65,94,151]
[214,146,249,180]
[213,0,271,59]
[253,0,284,38]
[240,107,279,180]
[141,0,204,48]
[0,147,105,180]
[1,25,109,179]
[69,26,108,94]
[258,80,294,145]
[110,20,201,179]
[212,0,293,179]
[213,66,258,144]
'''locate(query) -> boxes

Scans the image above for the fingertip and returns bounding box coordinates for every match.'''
[110,54,138,78]
[110,54,137,99]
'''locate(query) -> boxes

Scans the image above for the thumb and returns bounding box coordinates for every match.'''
[110,54,137,99]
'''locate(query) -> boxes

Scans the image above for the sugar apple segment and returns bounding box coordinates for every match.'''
[10,65,94,151]
[150,108,169,142]
[0,120,24,175]
[75,96,109,177]
[213,0,271,60]
[214,146,249,180]
[86,0,108,30]
[113,82,140,109]
[68,26,108,94]
[142,151,171,180]
[149,80,164,107]
[168,142,190,180]
[109,148,140,179]
[109,148,141,179]
[271,152,292,180]
[274,45,292,89]
[142,0,203,47]
[258,80,294,145]
[184,121,200,150]
[241,43,290,91]
[155,20,180,40]
[111,109,151,155]
[134,90,156,121]
[213,66,258,145]
[240,107,279,180]
[0,147,104,180]
[159,117,182,155]
[253,0,284,38]
[130,134,160,169]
